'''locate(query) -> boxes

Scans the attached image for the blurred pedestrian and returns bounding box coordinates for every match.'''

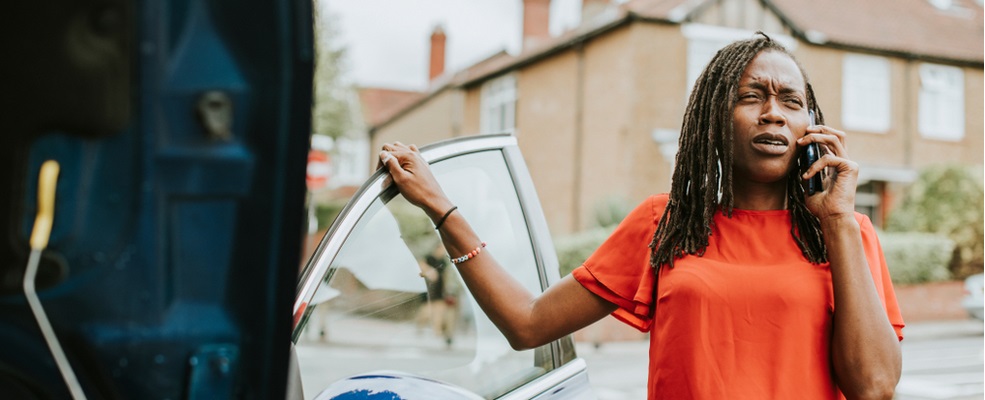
[416,243,461,348]
[378,33,903,399]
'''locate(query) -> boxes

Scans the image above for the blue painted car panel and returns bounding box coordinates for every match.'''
[0,0,312,398]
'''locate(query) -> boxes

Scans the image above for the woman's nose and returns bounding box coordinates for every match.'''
[759,97,786,126]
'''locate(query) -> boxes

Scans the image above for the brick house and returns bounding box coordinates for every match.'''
[364,0,984,235]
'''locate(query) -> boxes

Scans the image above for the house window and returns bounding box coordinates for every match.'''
[332,136,369,187]
[855,181,885,228]
[686,38,730,100]
[681,24,796,100]
[842,54,891,133]
[480,74,517,134]
[919,63,964,141]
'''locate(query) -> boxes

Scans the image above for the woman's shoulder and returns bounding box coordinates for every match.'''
[649,193,670,205]
[624,194,670,226]
[648,193,670,216]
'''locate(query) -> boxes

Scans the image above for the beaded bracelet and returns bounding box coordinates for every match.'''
[450,242,486,265]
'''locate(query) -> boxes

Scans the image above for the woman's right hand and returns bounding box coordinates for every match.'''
[378,142,455,221]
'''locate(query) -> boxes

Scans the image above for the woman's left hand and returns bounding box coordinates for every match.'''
[378,141,455,222]
[797,125,858,221]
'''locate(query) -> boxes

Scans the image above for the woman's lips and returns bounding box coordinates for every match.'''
[752,133,790,156]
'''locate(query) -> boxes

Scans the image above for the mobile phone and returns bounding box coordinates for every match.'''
[800,110,823,195]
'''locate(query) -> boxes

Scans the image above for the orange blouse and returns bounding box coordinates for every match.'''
[572,194,904,399]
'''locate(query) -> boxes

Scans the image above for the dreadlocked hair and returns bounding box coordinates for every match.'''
[649,32,828,278]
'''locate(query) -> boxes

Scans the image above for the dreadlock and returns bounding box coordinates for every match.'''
[649,33,828,277]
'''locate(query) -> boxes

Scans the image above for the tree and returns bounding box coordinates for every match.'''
[311,3,353,140]
[886,165,984,278]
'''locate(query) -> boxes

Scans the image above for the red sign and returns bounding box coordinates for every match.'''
[306,150,331,191]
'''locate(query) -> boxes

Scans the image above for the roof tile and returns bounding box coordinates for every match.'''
[357,87,425,127]
[770,0,983,62]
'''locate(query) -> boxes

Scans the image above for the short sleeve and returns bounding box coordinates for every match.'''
[571,195,667,332]
[857,213,906,341]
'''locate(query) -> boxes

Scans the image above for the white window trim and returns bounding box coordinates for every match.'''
[480,73,517,134]
[681,24,797,100]
[842,54,891,133]
[918,63,965,141]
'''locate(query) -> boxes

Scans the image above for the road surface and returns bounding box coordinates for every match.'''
[577,319,984,399]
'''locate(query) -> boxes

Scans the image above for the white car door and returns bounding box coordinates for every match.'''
[291,134,594,399]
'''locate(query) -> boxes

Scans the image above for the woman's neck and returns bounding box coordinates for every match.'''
[731,180,788,210]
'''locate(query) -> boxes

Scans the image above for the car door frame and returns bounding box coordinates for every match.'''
[292,133,587,398]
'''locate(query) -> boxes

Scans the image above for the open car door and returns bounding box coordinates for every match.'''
[291,134,595,399]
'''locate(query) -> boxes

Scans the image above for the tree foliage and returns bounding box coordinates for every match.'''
[312,3,353,139]
[886,165,984,278]
[879,231,955,284]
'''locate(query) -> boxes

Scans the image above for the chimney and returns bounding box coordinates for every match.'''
[428,25,446,81]
[522,0,550,50]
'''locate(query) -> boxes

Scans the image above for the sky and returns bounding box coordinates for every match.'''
[321,0,583,91]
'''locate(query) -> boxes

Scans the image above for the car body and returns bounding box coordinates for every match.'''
[962,273,984,321]
[289,134,596,399]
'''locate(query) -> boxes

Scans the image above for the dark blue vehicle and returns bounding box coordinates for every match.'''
[1,1,596,398]
[2,0,311,398]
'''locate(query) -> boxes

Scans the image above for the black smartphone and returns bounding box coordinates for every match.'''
[800,110,823,195]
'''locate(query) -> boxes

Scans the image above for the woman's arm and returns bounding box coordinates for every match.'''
[800,128,902,400]
[380,142,617,349]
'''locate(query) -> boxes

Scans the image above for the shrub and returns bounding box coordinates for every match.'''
[554,226,614,276]
[592,196,632,228]
[315,198,349,230]
[553,197,632,276]
[879,231,955,284]
[886,165,984,278]
[553,224,955,285]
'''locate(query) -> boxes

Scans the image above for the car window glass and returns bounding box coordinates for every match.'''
[294,150,551,399]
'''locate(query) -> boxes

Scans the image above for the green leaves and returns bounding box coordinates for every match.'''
[880,231,955,284]
[312,6,354,140]
[887,165,984,279]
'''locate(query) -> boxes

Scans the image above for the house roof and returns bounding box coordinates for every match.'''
[356,87,425,128]
[768,0,983,63]
[372,0,983,131]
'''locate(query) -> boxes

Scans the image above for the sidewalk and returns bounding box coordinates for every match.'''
[575,319,983,400]
[902,319,983,341]
[575,319,985,353]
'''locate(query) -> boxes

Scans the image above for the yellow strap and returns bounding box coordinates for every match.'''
[29,160,59,250]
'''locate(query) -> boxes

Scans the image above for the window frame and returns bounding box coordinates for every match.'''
[480,74,518,134]
[681,24,797,101]
[842,53,892,133]
[292,134,583,399]
[918,63,965,141]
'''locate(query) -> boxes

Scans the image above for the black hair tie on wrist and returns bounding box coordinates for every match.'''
[434,205,458,230]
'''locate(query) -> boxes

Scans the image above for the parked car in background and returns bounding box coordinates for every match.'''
[289,134,596,399]
[962,273,984,321]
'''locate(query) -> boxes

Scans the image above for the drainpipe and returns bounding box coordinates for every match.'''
[573,42,586,231]
[902,59,913,168]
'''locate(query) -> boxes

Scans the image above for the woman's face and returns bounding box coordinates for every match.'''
[730,50,811,187]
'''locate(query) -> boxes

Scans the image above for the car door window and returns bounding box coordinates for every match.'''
[294,149,553,399]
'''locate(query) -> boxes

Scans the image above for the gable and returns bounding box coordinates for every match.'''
[688,0,794,37]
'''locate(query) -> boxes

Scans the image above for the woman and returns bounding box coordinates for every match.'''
[378,34,903,399]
